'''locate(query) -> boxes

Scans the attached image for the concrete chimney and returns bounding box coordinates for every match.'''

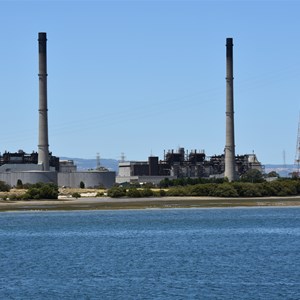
[224,37,236,181]
[38,32,49,171]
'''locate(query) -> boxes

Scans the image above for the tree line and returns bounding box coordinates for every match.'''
[108,169,300,198]
[0,181,58,200]
[107,179,300,198]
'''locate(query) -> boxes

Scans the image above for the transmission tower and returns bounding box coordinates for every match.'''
[120,152,126,163]
[295,115,300,176]
[96,153,100,169]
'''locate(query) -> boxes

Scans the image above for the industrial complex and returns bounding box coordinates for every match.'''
[0,33,115,188]
[0,34,262,188]
[117,38,263,185]
[117,149,262,185]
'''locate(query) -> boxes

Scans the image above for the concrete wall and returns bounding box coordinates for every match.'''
[0,164,57,172]
[0,164,42,172]
[118,163,132,177]
[58,171,115,188]
[0,171,57,187]
[116,175,176,185]
[0,170,115,188]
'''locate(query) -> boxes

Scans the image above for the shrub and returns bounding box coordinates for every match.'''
[166,186,187,196]
[126,188,141,198]
[8,194,19,200]
[261,180,300,197]
[295,180,300,194]
[140,188,154,197]
[159,178,171,188]
[19,194,30,200]
[240,169,264,183]
[0,194,8,200]
[0,181,10,192]
[159,189,166,197]
[23,182,58,200]
[276,181,298,196]
[232,182,262,197]
[211,183,239,197]
[72,192,81,198]
[107,187,126,198]
[189,184,216,196]
[142,182,155,189]
[80,181,85,189]
[16,179,23,189]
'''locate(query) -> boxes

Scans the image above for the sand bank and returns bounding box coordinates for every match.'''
[1,196,300,212]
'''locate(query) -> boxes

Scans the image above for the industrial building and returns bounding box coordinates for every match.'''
[116,148,263,185]
[117,38,263,185]
[0,150,115,188]
[0,33,115,188]
[1,35,262,188]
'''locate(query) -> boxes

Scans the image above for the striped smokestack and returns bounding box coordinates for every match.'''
[224,37,236,181]
[38,32,50,171]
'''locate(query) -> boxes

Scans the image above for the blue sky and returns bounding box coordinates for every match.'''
[0,0,299,164]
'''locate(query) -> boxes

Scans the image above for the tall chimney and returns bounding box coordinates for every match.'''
[224,37,236,181]
[38,32,49,171]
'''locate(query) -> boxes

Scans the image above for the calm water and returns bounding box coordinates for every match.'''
[0,207,300,299]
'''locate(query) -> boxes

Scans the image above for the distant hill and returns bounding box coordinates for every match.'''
[60,157,119,172]
[264,164,297,177]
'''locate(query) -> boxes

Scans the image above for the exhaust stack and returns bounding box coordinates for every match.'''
[38,32,49,171]
[224,37,236,181]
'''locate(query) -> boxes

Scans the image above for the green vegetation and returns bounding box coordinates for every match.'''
[165,179,300,198]
[0,181,10,192]
[16,179,23,189]
[240,169,265,183]
[267,171,279,178]
[107,187,127,198]
[159,177,226,188]
[80,181,85,189]
[22,183,59,200]
[107,176,300,198]
[107,186,162,198]
[72,192,81,198]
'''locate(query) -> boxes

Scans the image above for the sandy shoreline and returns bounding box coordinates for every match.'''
[1,196,300,212]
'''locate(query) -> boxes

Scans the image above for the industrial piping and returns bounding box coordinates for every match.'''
[38,32,50,171]
[224,37,236,181]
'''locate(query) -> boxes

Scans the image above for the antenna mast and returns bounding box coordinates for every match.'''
[295,114,300,176]
[120,152,126,163]
[96,153,100,169]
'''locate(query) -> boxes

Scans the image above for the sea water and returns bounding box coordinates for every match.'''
[0,207,300,299]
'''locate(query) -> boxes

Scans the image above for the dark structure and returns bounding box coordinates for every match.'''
[118,148,263,181]
[0,150,59,171]
[149,156,159,176]
[38,32,50,171]
[224,37,236,181]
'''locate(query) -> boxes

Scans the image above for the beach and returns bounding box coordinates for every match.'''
[1,196,300,212]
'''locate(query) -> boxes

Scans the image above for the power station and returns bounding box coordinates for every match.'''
[117,148,262,185]
[0,33,115,188]
[0,34,262,188]
[117,37,262,185]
